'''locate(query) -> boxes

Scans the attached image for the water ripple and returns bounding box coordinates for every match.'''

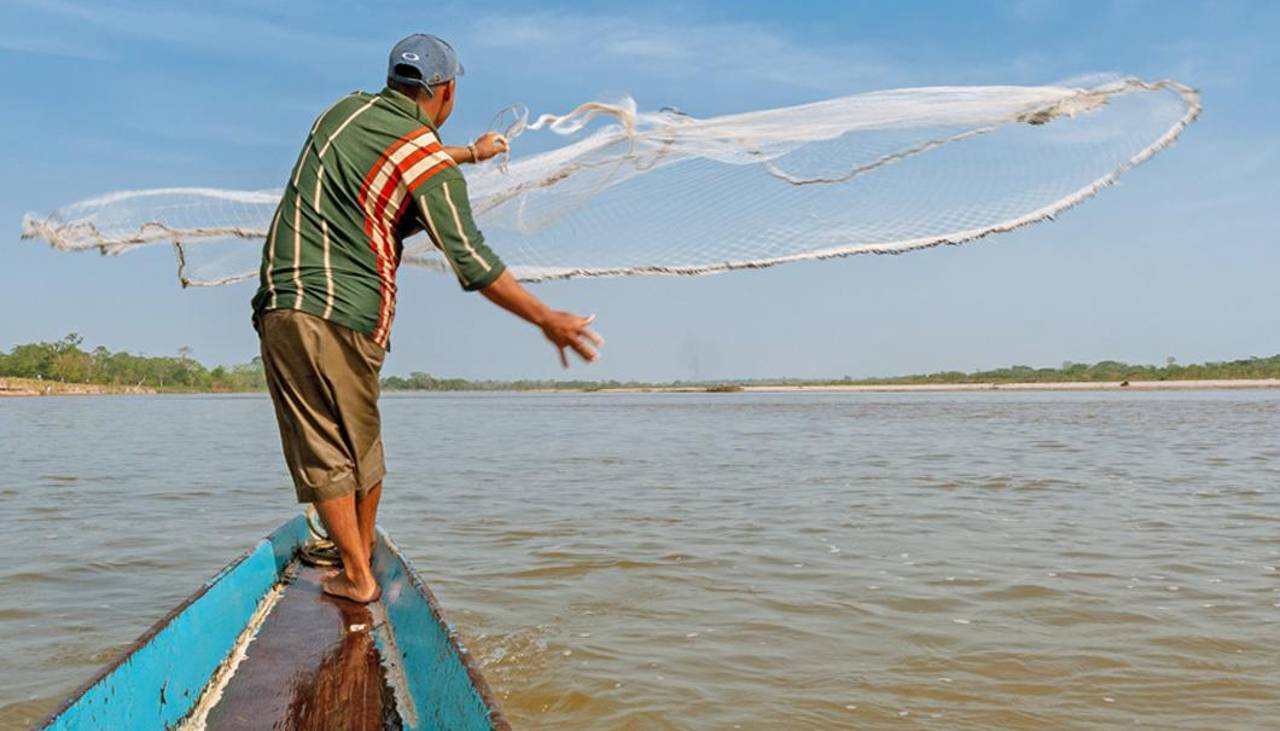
[1,390,1278,730]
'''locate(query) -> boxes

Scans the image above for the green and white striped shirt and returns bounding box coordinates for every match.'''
[252,87,505,349]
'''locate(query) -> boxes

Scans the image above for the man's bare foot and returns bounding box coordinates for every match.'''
[321,570,381,604]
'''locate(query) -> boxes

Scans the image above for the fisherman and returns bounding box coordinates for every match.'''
[252,34,602,603]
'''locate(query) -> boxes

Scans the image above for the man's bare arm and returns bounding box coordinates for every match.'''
[445,132,508,165]
[480,271,603,368]
[438,133,599,366]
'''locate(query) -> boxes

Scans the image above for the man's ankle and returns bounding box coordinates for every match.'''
[347,565,376,586]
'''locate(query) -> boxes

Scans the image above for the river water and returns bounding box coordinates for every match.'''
[1,391,1277,730]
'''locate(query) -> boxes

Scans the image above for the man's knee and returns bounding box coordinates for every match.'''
[357,479,382,501]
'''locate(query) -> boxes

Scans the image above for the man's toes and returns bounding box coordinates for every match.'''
[321,572,356,597]
[321,572,380,603]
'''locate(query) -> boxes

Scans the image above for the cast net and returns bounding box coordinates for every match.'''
[20,76,1199,286]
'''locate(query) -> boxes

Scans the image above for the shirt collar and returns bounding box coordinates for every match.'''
[379,86,439,131]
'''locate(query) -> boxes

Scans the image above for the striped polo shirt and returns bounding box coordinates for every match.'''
[252,87,505,349]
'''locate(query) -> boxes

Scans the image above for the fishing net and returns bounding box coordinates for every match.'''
[21,77,1199,286]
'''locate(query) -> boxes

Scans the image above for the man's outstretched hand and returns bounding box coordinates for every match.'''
[540,311,603,368]
[479,270,604,368]
[472,132,509,162]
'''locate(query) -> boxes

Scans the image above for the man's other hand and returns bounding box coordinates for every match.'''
[478,270,604,368]
[540,312,603,368]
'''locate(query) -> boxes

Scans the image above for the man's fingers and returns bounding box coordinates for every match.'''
[569,338,597,362]
[481,132,509,151]
[577,315,604,346]
[546,312,601,367]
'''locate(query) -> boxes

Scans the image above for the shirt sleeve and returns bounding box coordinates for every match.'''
[412,172,506,291]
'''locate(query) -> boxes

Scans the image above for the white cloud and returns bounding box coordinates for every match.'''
[606,37,690,62]
[466,11,897,94]
[14,0,382,66]
[0,33,109,60]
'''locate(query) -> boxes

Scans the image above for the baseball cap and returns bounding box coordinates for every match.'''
[388,34,464,97]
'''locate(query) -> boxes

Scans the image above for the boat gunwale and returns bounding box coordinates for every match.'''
[35,516,512,731]
[33,517,306,730]
[378,529,513,731]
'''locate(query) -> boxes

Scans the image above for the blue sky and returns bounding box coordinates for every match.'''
[2,0,1276,380]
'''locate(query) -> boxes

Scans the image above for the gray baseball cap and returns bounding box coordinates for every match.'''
[388,34,464,97]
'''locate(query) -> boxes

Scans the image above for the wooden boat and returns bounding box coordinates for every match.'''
[35,514,510,730]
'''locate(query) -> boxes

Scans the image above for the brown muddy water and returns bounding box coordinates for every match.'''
[1,391,1277,730]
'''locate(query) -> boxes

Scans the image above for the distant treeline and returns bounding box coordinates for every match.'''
[846,355,1280,385]
[2,334,1277,392]
[0,334,266,391]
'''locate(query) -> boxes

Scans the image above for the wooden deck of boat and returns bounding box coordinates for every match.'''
[204,563,402,731]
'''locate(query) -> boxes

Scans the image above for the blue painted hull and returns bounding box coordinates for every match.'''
[36,515,509,731]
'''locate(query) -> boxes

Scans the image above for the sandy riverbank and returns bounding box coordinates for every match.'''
[0,377,156,397]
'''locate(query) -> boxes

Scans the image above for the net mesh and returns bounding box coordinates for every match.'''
[21,77,1199,286]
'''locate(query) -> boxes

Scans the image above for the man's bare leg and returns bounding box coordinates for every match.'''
[314,492,380,603]
[356,480,382,562]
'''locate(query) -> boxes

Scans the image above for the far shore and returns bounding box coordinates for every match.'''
[614,378,1280,394]
[5,376,1279,397]
[0,377,156,397]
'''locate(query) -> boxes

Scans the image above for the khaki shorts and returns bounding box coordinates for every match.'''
[258,309,387,503]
